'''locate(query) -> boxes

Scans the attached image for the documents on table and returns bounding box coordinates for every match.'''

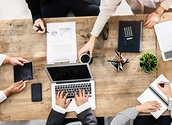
[46,22,77,64]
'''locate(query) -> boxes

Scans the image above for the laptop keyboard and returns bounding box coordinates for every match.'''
[164,50,172,59]
[55,82,92,98]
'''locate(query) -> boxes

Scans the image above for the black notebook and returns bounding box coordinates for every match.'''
[118,21,142,52]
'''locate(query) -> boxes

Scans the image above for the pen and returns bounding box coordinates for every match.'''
[107,60,119,63]
[159,82,171,87]
[35,25,49,33]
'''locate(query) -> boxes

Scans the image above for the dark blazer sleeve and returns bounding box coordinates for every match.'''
[25,0,42,23]
[46,109,65,125]
[77,108,98,125]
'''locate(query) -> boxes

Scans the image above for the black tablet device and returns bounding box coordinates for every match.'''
[13,62,34,82]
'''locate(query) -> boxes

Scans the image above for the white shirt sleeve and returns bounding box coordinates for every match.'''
[91,0,122,37]
[160,0,172,10]
[75,102,90,114]
[0,91,7,103]
[0,54,7,66]
[52,104,67,114]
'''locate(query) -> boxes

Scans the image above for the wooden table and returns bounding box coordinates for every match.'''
[0,12,172,121]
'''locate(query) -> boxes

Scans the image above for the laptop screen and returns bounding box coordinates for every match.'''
[45,64,92,82]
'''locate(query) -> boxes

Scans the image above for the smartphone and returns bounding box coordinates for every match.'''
[31,83,42,102]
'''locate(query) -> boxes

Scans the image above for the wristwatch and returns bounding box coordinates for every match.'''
[168,98,172,102]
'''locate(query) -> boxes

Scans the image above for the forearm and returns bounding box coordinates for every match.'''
[91,0,121,37]
[25,0,42,23]
[110,107,138,125]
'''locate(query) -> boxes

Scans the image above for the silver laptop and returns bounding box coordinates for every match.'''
[44,63,96,112]
[154,20,172,61]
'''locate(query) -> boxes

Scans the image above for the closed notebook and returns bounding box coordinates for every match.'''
[118,21,142,52]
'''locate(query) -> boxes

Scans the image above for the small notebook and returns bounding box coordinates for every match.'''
[137,74,172,119]
[118,21,142,52]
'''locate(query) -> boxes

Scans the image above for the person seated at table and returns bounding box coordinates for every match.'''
[25,0,100,33]
[0,54,28,103]
[78,0,172,58]
[46,89,98,125]
[109,82,172,125]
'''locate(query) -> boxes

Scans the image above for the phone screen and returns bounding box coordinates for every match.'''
[31,83,42,102]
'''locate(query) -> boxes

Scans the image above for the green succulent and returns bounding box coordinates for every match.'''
[139,52,158,72]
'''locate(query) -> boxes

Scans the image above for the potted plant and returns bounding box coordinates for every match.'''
[139,52,158,73]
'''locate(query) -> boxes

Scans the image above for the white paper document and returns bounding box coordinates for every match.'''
[137,74,172,119]
[46,22,77,64]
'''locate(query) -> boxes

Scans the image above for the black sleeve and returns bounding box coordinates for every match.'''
[25,0,42,23]
[46,109,65,125]
[77,108,98,125]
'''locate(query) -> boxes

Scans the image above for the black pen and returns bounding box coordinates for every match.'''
[35,25,49,33]
[107,60,119,63]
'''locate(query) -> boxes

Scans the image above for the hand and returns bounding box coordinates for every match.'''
[33,18,45,33]
[78,35,96,58]
[4,56,29,66]
[144,12,160,28]
[3,80,27,97]
[55,90,71,109]
[74,89,89,106]
[136,101,161,113]
[158,81,172,98]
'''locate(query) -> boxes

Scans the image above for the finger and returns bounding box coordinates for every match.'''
[74,90,78,98]
[65,99,72,107]
[59,90,64,98]
[64,92,69,99]
[57,91,61,98]
[82,89,85,97]
[19,82,26,91]
[18,58,29,63]
[18,82,25,91]
[79,89,82,97]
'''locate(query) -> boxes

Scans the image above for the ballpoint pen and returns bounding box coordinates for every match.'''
[159,82,171,87]
[35,25,49,33]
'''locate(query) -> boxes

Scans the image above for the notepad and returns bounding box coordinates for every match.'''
[137,74,172,119]
[118,21,142,52]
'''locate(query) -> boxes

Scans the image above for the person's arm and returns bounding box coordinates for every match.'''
[46,90,71,125]
[75,89,98,125]
[2,56,29,66]
[78,0,122,57]
[110,101,161,125]
[25,0,45,33]
[25,0,42,23]
[0,81,27,103]
[144,0,172,28]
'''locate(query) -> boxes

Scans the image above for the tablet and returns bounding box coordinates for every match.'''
[13,62,34,82]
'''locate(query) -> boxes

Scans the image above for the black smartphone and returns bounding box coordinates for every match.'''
[31,83,42,102]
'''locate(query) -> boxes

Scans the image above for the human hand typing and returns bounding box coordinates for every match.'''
[74,89,89,106]
[55,90,72,109]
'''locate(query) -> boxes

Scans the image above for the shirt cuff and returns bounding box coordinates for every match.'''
[168,101,172,110]
[0,91,7,103]
[0,54,7,66]
[75,102,90,114]
[52,104,67,114]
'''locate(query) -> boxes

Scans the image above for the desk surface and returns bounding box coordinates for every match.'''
[0,13,172,121]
